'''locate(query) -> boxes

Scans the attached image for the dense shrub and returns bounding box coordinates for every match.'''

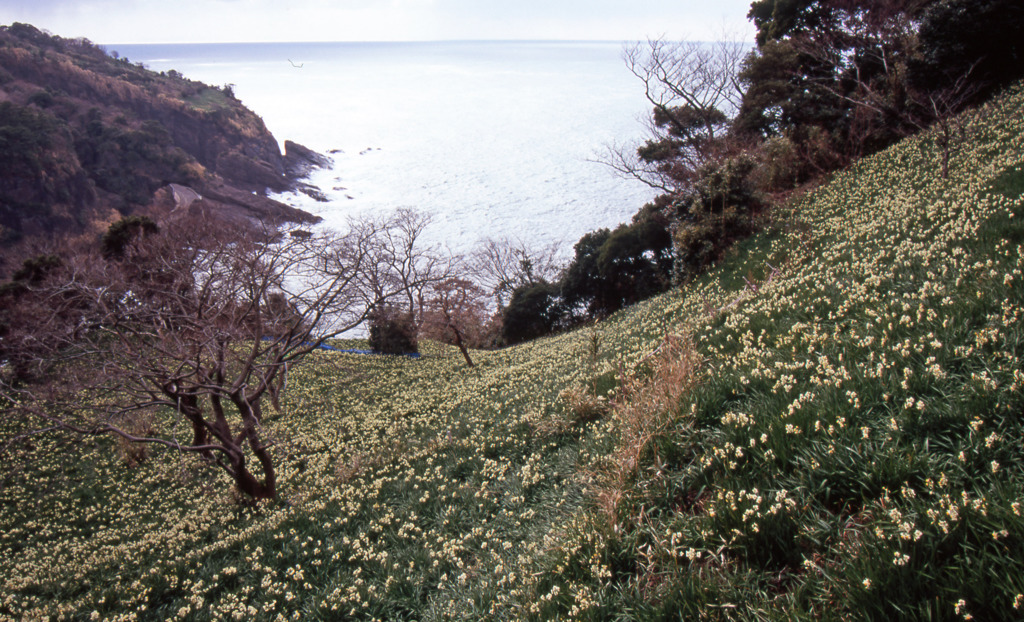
[27,89,55,109]
[501,281,564,345]
[0,101,59,173]
[561,217,673,319]
[11,254,63,283]
[559,229,611,318]
[368,306,418,355]
[912,0,1024,99]
[75,112,189,205]
[672,154,764,280]
[501,204,675,343]
[101,215,159,259]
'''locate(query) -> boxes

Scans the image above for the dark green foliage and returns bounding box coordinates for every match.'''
[747,0,822,46]
[0,101,59,172]
[505,204,675,344]
[27,89,56,109]
[561,218,674,319]
[736,41,856,168]
[600,219,673,282]
[735,40,838,140]
[3,23,51,47]
[11,254,63,283]
[673,155,764,280]
[0,279,27,302]
[0,102,83,237]
[738,0,1016,177]
[501,281,564,345]
[636,137,682,163]
[368,306,419,355]
[0,255,61,302]
[738,2,923,165]
[912,0,1024,98]
[101,215,158,259]
[748,0,934,46]
[637,99,736,197]
[687,155,762,220]
[645,104,731,166]
[560,229,612,318]
[655,105,729,138]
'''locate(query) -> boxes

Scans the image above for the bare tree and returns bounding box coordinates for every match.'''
[355,208,454,324]
[626,37,747,138]
[603,36,749,192]
[1,213,430,500]
[419,277,490,367]
[916,72,980,178]
[471,236,562,308]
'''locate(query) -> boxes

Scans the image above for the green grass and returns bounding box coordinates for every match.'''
[3,85,1024,621]
[182,87,233,112]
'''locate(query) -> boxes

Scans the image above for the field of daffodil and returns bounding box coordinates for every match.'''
[527,84,1024,620]
[3,83,1024,621]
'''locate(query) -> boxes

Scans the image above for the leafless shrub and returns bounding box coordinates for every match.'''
[419,277,491,367]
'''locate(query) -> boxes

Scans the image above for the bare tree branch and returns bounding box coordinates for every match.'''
[470,236,563,308]
[1,210,448,500]
[599,35,749,194]
[419,277,491,367]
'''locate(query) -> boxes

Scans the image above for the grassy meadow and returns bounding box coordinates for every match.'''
[3,82,1024,620]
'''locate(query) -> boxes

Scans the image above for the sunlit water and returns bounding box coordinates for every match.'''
[112,41,658,256]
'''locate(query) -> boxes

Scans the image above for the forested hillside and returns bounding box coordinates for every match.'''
[0,23,320,264]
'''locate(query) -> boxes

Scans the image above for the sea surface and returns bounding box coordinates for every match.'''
[111,41,658,256]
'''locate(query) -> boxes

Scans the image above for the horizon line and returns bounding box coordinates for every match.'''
[102,37,742,47]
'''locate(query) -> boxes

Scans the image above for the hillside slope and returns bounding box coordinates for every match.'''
[1,82,1023,622]
[529,83,1024,619]
[0,23,321,257]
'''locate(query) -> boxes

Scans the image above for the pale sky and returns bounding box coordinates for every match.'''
[1,0,756,44]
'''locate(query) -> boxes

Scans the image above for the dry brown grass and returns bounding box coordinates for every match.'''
[595,333,703,527]
[112,411,155,467]
[559,385,612,424]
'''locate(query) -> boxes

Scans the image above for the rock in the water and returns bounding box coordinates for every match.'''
[297,184,330,203]
[283,141,333,178]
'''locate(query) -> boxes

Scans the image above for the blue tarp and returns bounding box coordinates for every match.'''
[318,344,421,359]
[261,338,421,358]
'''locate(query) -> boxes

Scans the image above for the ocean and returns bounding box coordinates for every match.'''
[111,41,658,257]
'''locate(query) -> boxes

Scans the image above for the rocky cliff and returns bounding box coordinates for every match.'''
[0,22,326,253]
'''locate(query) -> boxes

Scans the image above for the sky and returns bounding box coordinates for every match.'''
[0,0,756,44]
